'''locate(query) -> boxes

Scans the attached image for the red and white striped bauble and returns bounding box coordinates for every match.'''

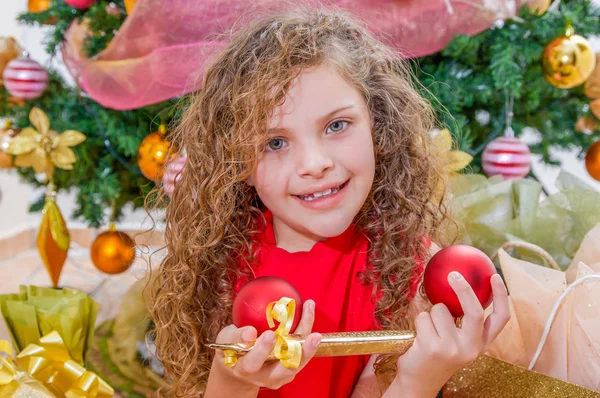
[2,56,48,100]
[482,136,531,179]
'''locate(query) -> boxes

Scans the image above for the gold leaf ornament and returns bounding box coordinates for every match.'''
[432,129,473,174]
[6,107,86,177]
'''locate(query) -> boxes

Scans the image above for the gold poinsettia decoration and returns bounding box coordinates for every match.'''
[6,107,86,177]
[432,128,473,174]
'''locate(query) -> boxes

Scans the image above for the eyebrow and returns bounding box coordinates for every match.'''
[268,105,357,135]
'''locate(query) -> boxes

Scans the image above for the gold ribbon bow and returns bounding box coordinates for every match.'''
[0,340,17,386]
[266,297,302,369]
[16,331,114,397]
[224,297,303,369]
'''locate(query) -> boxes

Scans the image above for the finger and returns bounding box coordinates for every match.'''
[216,324,257,344]
[270,332,322,382]
[299,333,321,368]
[293,300,315,337]
[430,303,458,340]
[237,330,277,374]
[482,274,511,350]
[415,311,439,341]
[448,271,485,336]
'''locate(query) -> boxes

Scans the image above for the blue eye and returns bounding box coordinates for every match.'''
[266,138,287,151]
[326,120,349,134]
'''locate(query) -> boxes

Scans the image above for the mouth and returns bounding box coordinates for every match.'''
[295,180,349,202]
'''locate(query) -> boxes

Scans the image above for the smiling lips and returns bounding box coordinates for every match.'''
[296,180,348,201]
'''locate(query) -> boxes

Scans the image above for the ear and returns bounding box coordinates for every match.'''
[247,176,255,186]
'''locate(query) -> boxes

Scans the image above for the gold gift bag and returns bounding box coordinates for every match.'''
[444,355,599,398]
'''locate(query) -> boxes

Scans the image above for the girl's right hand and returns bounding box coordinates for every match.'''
[210,300,322,391]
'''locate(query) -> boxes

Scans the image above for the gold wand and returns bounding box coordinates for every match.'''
[208,330,415,363]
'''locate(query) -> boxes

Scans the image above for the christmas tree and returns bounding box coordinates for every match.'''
[1,0,599,227]
[417,0,600,173]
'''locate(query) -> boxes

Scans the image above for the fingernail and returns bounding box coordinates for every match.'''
[263,331,276,343]
[449,271,463,281]
[242,329,253,342]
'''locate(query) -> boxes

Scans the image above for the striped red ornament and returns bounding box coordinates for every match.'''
[482,136,531,179]
[2,56,48,100]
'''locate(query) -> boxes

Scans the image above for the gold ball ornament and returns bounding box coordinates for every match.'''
[585,140,600,182]
[137,124,177,181]
[91,225,136,274]
[542,27,596,89]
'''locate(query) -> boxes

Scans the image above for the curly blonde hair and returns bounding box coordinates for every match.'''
[150,6,453,397]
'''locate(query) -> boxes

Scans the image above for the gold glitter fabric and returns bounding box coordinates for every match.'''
[443,355,600,397]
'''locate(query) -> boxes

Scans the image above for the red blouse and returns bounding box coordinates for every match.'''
[234,211,424,398]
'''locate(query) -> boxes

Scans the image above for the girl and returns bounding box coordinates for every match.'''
[151,7,510,398]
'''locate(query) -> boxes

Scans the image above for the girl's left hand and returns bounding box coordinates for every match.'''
[390,272,510,398]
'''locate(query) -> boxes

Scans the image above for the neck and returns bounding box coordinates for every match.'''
[271,216,325,253]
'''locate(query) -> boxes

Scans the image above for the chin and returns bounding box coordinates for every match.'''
[303,214,354,239]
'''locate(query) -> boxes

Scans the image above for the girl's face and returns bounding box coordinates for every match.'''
[251,65,375,252]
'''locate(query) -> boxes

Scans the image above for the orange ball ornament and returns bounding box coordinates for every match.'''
[137,124,177,181]
[28,0,58,25]
[585,140,600,182]
[28,0,52,13]
[91,225,136,274]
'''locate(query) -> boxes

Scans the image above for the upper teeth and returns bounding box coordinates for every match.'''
[299,185,341,201]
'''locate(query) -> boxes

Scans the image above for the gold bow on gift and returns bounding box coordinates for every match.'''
[16,331,113,397]
[224,297,302,369]
[0,340,17,386]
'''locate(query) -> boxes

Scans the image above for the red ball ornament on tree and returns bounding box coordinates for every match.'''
[233,276,303,335]
[482,136,531,179]
[2,55,48,100]
[423,245,496,318]
[64,0,97,9]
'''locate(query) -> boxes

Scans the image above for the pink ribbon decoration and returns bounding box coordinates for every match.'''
[70,0,531,110]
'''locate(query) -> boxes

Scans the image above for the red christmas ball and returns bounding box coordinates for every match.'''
[233,276,303,335]
[423,245,496,318]
[2,56,48,100]
[64,0,97,9]
[482,136,531,179]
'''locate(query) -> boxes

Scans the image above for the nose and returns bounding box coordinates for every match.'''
[296,141,334,178]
